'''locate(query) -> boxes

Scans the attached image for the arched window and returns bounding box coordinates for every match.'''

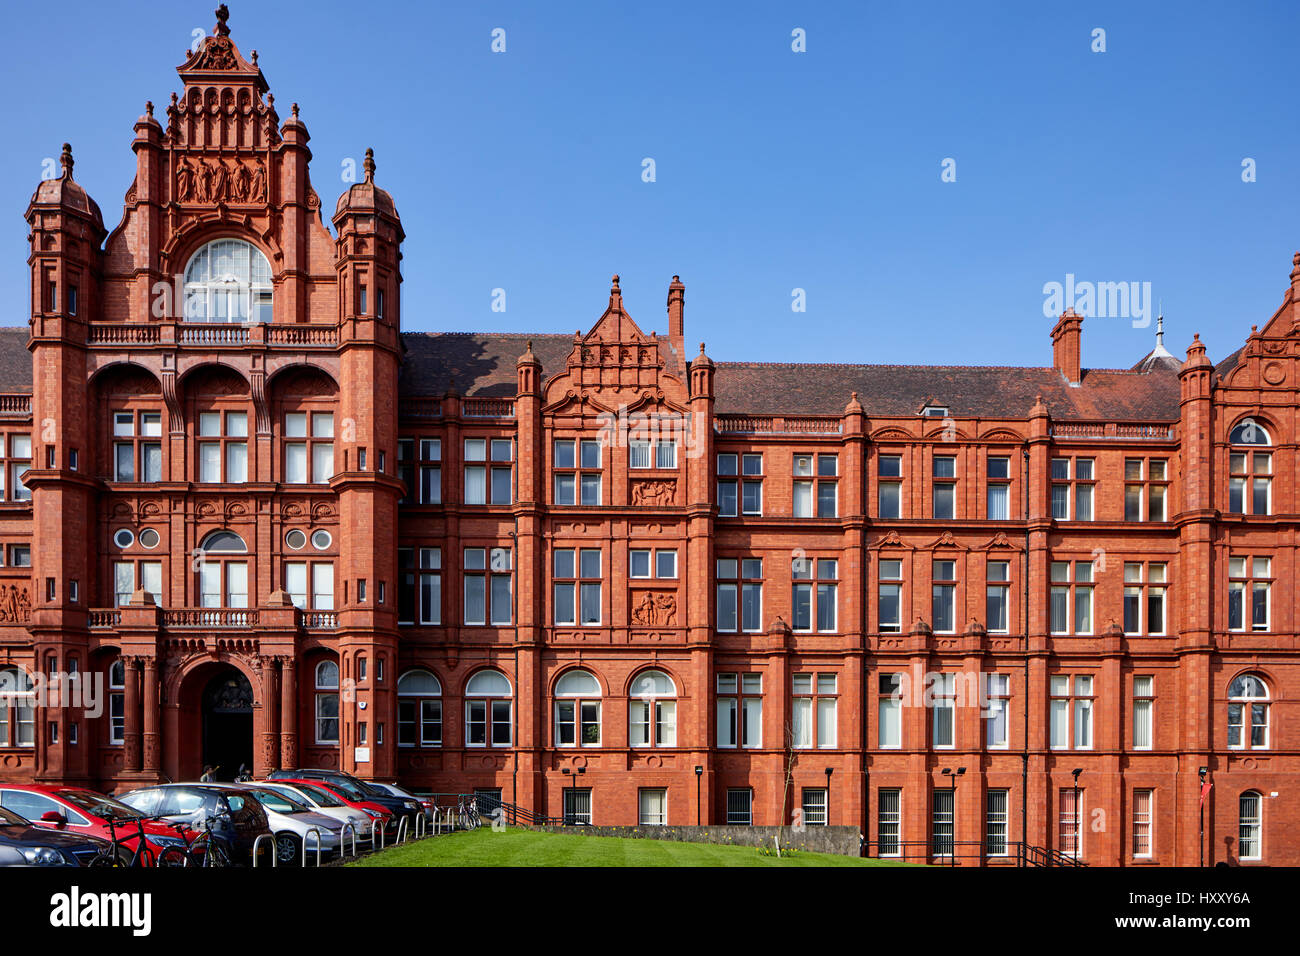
[108,659,125,745]
[0,667,34,748]
[629,669,677,748]
[1228,674,1269,749]
[397,669,442,747]
[554,669,601,747]
[184,239,272,323]
[1229,420,1273,515]
[1239,791,1262,861]
[465,670,512,748]
[198,531,249,609]
[315,660,339,745]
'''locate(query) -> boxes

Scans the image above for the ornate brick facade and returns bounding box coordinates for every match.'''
[2,8,1297,865]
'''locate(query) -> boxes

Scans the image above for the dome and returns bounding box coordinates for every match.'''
[334,148,398,220]
[31,144,104,228]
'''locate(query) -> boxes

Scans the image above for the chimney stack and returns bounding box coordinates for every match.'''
[1051,309,1083,385]
[667,275,685,371]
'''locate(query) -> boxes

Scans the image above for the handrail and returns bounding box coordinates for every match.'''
[862,840,1087,867]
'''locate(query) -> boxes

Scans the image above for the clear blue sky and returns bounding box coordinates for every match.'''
[3,0,1298,370]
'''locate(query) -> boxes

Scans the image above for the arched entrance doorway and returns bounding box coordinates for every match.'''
[201,669,253,781]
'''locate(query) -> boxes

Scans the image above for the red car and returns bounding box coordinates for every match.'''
[0,784,194,864]
[276,779,393,833]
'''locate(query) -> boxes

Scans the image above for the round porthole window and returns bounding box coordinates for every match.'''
[285,529,307,550]
[138,528,160,549]
[311,529,332,550]
[113,529,134,549]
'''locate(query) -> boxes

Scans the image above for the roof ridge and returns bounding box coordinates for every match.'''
[402,330,573,339]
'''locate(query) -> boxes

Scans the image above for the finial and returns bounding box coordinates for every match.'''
[851,391,859,401]
[611,274,620,289]
[170,91,178,106]
[291,102,299,119]
[363,147,375,182]
[251,50,258,66]
[59,143,73,180]
[699,342,706,354]
[214,3,230,36]
[1293,251,1300,267]
[145,100,154,117]
[526,340,533,354]
[1155,310,1164,348]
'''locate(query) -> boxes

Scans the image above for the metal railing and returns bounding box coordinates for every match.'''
[862,840,1087,867]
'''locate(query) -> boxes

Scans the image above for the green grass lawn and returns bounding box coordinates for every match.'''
[350,827,908,867]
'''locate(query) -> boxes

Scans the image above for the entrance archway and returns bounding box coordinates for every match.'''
[200,669,253,781]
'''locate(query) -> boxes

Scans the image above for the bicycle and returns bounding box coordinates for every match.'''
[457,798,481,830]
[88,813,161,868]
[153,811,234,868]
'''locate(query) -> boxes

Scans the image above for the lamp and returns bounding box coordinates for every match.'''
[695,765,704,826]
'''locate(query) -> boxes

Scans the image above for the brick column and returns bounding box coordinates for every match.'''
[123,657,142,772]
[280,657,298,768]
[142,657,160,774]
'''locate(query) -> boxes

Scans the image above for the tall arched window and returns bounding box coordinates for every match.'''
[465,670,512,748]
[1228,419,1272,515]
[198,531,248,608]
[314,660,339,745]
[554,669,601,747]
[108,659,125,745]
[397,670,442,747]
[0,667,34,747]
[1239,791,1262,861]
[1228,674,1269,749]
[629,669,677,748]
[184,239,272,323]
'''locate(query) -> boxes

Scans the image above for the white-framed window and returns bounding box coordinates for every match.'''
[398,547,440,625]
[110,415,160,485]
[284,561,333,610]
[1050,674,1093,749]
[987,456,1010,520]
[1133,675,1154,750]
[631,548,677,579]
[878,558,903,632]
[0,667,35,747]
[284,411,333,484]
[878,454,902,518]
[114,560,163,607]
[464,547,511,626]
[1124,458,1168,522]
[631,441,677,470]
[1132,789,1153,859]
[931,673,955,748]
[986,560,1010,633]
[183,238,273,323]
[628,670,676,747]
[932,455,956,520]
[792,556,837,632]
[877,789,902,856]
[196,530,248,608]
[554,669,602,747]
[465,670,513,747]
[464,438,512,505]
[553,548,601,626]
[1123,562,1167,635]
[801,788,828,826]
[197,410,249,483]
[986,788,1009,857]
[878,673,903,748]
[554,439,602,506]
[716,558,762,632]
[985,673,1009,748]
[1059,788,1082,859]
[792,453,838,518]
[314,660,339,744]
[931,559,956,633]
[717,672,762,748]
[397,670,442,747]
[1227,673,1269,750]
[1049,560,1093,634]
[107,660,124,745]
[792,673,837,749]
[638,788,667,826]
[1228,556,1271,632]
[1239,791,1262,861]
[1228,419,1272,516]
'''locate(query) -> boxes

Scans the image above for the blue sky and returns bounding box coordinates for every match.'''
[3,0,1298,370]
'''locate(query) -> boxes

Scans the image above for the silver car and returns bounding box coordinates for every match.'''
[231,784,341,865]
[255,781,374,844]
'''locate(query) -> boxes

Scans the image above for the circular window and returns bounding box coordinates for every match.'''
[285,529,307,550]
[139,528,160,549]
[311,530,332,550]
[112,529,134,549]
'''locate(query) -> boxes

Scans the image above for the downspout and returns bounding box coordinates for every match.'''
[511,448,520,817]
[1021,443,1030,861]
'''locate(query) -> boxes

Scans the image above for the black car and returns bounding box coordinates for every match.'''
[267,769,423,831]
[117,784,272,865]
[0,804,113,866]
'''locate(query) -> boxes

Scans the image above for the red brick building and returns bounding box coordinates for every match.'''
[2,9,1296,865]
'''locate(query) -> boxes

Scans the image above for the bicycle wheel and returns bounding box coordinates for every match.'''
[202,840,232,868]
[87,850,120,867]
[155,846,189,868]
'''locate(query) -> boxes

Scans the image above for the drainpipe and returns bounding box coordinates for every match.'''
[1021,444,1030,862]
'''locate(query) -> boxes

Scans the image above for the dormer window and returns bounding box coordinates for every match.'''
[922,406,949,418]
[184,239,272,323]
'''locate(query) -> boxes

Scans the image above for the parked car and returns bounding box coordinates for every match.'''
[0,803,112,866]
[229,783,342,864]
[272,778,392,832]
[267,769,421,830]
[253,781,375,838]
[366,782,433,821]
[117,784,272,865]
[0,784,192,864]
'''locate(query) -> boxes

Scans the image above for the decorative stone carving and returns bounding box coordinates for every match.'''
[631,479,675,506]
[175,156,268,204]
[0,585,32,624]
[631,591,677,626]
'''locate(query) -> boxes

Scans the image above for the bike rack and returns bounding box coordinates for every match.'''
[414,812,426,839]
[371,818,386,851]
[339,823,358,858]
[302,827,323,867]
[252,833,277,868]
[394,815,409,844]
